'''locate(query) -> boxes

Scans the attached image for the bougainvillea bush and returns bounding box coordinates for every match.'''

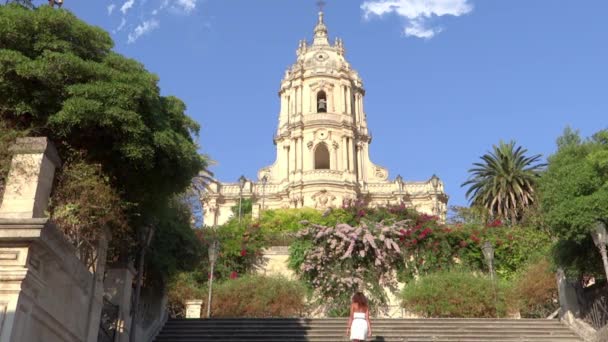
[195,217,267,282]
[291,220,405,316]
[396,211,553,281]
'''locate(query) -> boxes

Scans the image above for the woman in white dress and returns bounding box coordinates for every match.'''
[346,292,372,341]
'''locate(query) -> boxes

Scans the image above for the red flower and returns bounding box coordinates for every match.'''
[230,271,238,279]
[486,219,503,228]
[471,235,481,243]
[240,249,247,257]
[459,240,468,248]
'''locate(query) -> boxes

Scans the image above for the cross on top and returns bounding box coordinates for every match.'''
[317,0,326,12]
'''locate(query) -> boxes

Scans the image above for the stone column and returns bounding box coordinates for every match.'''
[0,137,61,218]
[185,300,203,319]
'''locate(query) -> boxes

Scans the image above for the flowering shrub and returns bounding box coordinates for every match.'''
[196,217,266,281]
[293,220,404,316]
[397,214,553,281]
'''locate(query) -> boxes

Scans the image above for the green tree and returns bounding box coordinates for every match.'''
[462,141,545,224]
[0,5,207,280]
[539,128,608,278]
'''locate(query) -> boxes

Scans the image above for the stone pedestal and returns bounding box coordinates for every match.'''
[185,300,203,319]
[0,137,61,219]
[104,264,136,342]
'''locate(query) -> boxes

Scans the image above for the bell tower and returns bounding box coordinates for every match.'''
[261,8,383,201]
[202,9,449,226]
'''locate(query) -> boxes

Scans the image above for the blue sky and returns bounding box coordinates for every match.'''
[58,0,607,208]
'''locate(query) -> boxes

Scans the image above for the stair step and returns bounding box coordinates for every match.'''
[154,318,582,342]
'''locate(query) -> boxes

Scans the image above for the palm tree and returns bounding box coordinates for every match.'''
[462,141,545,224]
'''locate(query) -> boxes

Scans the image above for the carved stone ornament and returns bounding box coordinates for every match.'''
[307,141,314,150]
[316,129,328,141]
[311,190,336,209]
[375,167,387,179]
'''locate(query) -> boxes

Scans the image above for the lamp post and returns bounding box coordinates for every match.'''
[207,240,219,318]
[261,175,268,212]
[238,175,247,223]
[591,221,608,281]
[481,241,499,318]
[429,174,440,216]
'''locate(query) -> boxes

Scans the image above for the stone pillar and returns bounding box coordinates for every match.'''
[185,300,203,319]
[104,264,137,342]
[0,137,61,219]
[299,85,304,114]
[347,138,354,174]
[341,136,347,172]
[346,87,352,115]
[289,140,296,180]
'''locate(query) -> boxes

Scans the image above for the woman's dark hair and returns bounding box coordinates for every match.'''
[352,292,368,307]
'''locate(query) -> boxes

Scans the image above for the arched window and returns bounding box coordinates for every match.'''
[317,91,327,113]
[314,143,330,170]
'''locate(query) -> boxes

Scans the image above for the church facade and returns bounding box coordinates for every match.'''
[202,11,448,226]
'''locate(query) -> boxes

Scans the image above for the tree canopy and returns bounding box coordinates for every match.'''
[539,129,608,242]
[539,128,608,278]
[0,4,206,280]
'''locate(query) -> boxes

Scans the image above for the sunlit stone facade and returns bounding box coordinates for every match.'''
[203,11,448,226]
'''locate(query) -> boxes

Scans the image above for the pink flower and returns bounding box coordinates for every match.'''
[230,271,238,279]
[459,241,468,248]
[240,249,247,257]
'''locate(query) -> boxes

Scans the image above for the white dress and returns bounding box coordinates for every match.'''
[350,312,368,340]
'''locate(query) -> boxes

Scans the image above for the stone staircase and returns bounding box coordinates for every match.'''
[154,318,583,342]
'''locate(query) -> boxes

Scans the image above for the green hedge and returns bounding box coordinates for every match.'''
[167,274,308,318]
[401,270,514,318]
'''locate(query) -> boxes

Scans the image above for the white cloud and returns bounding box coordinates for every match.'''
[120,0,135,15]
[114,17,127,33]
[127,19,159,43]
[361,0,473,39]
[107,4,116,15]
[175,0,197,13]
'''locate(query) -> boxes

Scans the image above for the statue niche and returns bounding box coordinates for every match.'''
[317,90,327,113]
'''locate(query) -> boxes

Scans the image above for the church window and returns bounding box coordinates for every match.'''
[317,91,327,113]
[314,143,330,170]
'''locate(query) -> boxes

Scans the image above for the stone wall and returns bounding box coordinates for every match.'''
[0,138,106,342]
